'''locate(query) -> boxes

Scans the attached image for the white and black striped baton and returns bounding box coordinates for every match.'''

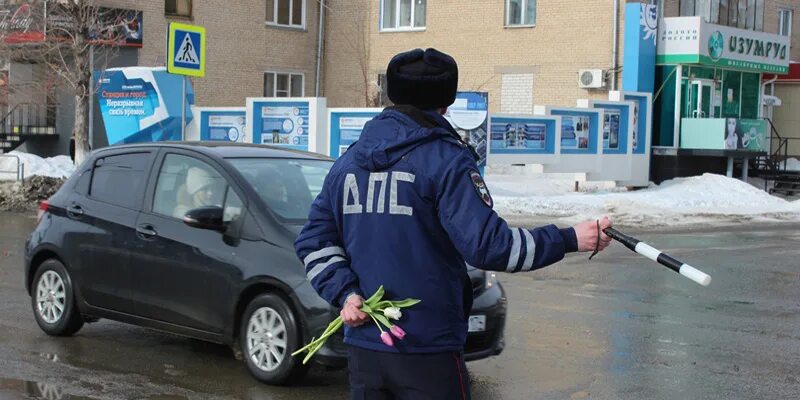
[603,228,711,287]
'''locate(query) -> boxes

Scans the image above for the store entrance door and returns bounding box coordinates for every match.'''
[689,79,715,118]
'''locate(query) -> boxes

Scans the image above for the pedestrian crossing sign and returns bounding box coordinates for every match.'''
[167,22,206,77]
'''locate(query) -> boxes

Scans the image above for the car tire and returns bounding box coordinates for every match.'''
[240,293,308,385]
[31,259,84,336]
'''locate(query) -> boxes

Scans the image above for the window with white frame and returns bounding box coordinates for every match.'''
[779,8,793,37]
[380,0,427,31]
[505,0,536,26]
[264,72,304,97]
[266,0,305,28]
[680,0,764,31]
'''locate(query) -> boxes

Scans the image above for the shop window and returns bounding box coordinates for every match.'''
[721,70,741,118]
[381,0,427,31]
[165,0,192,18]
[266,0,305,28]
[506,0,536,27]
[264,72,304,97]
[740,72,760,119]
[779,8,793,37]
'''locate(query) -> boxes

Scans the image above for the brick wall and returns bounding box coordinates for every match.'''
[501,73,534,113]
[100,0,322,106]
[323,0,625,110]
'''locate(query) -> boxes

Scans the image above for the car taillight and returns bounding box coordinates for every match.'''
[37,200,49,223]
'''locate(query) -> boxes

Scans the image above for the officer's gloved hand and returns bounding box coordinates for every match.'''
[341,293,369,327]
[573,216,613,252]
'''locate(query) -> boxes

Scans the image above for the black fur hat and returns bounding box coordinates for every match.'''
[386,48,458,109]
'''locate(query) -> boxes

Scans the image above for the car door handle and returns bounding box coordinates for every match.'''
[66,205,84,217]
[136,224,158,239]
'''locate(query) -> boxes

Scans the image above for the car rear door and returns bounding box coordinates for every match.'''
[69,150,156,314]
[131,150,245,333]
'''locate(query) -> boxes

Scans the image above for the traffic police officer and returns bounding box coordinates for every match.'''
[295,48,612,399]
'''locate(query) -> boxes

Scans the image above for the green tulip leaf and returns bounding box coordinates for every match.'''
[365,285,385,306]
[391,298,421,308]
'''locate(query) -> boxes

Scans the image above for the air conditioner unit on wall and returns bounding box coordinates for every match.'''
[578,69,606,89]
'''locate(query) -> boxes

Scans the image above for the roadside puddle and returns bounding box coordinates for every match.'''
[0,377,94,400]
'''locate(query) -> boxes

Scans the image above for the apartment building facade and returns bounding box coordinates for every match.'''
[2,0,799,157]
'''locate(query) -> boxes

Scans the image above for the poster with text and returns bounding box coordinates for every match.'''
[328,109,381,158]
[254,101,309,151]
[200,110,247,142]
[560,115,590,149]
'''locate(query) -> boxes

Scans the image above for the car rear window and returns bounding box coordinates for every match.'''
[227,157,332,222]
[89,152,150,209]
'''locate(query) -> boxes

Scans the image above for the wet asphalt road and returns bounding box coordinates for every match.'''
[1,211,799,400]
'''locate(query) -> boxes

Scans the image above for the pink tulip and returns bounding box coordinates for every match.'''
[380,331,394,347]
[390,325,406,340]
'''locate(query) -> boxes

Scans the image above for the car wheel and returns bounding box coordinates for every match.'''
[240,293,308,385]
[31,259,84,336]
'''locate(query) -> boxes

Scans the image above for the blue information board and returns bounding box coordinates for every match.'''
[328,109,381,159]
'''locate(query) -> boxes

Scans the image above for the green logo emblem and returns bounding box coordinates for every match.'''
[708,31,724,62]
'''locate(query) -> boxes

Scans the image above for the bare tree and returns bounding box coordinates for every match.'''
[0,0,131,164]
[325,1,379,107]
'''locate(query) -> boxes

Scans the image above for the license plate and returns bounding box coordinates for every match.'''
[468,315,486,332]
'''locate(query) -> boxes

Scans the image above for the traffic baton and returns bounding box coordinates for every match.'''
[603,227,711,287]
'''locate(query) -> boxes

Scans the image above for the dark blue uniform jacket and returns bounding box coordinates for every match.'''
[295,107,577,353]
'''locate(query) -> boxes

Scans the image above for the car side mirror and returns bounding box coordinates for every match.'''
[183,206,226,231]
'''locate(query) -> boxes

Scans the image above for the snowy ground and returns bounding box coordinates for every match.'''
[487,168,800,228]
[0,151,75,180]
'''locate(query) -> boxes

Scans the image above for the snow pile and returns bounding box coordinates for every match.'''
[782,158,800,171]
[489,173,800,227]
[0,151,75,180]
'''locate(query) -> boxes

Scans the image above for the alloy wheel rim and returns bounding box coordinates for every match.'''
[245,307,288,372]
[36,270,66,324]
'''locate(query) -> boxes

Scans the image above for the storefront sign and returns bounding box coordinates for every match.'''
[95,67,193,145]
[623,2,658,92]
[657,17,789,74]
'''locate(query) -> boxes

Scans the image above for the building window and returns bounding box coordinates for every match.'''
[264,72,304,97]
[266,0,305,28]
[380,0,426,31]
[165,0,192,18]
[679,0,763,31]
[506,0,536,26]
[779,8,793,37]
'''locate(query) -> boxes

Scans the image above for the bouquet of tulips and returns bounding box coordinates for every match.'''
[292,285,420,364]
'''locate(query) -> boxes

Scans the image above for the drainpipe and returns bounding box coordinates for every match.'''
[611,0,619,90]
[315,0,326,97]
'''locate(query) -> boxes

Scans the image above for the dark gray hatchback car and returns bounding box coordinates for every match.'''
[25,142,507,385]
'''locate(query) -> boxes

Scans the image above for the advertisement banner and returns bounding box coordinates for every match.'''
[95,67,193,145]
[490,117,555,153]
[0,4,143,47]
[328,108,381,159]
[551,110,599,154]
[199,108,247,142]
[445,92,489,170]
[725,118,767,151]
[657,17,789,74]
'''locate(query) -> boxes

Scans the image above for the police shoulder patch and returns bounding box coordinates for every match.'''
[469,170,493,208]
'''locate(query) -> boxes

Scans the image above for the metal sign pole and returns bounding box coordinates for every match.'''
[181,75,186,141]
